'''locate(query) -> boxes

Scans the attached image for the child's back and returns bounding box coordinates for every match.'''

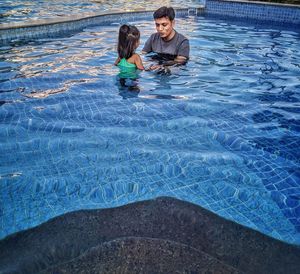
[117,55,140,79]
[115,25,145,72]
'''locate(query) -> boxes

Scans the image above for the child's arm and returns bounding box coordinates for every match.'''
[114,57,120,66]
[133,54,145,70]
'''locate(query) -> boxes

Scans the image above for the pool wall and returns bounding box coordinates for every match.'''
[1,0,300,44]
[205,0,300,25]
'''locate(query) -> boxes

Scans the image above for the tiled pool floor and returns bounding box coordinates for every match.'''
[0,14,300,245]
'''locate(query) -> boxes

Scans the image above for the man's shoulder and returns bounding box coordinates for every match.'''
[150,32,161,40]
[175,31,189,43]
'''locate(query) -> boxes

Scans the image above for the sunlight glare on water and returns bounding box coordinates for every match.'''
[0,0,202,23]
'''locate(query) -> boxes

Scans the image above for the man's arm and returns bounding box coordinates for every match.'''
[175,55,188,63]
[175,39,189,63]
[162,55,187,66]
[149,55,187,70]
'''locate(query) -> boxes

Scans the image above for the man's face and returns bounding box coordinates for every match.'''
[155,17,175,40]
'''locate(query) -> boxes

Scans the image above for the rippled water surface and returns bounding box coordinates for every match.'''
[0,15,300,244]
[0,0,201,23]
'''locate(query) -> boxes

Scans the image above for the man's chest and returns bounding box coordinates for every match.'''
[152,39,178,56]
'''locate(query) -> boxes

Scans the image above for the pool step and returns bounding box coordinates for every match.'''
[42,237,240,273]
[0,197,299,273]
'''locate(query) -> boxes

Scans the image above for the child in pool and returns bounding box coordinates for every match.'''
[114,24,145,72]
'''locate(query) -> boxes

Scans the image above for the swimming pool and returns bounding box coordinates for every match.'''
[0,14,300,245]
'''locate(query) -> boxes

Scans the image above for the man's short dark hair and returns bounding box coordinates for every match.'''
[153,6,175,21]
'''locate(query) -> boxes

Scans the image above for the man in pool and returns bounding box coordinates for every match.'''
[142,6,190,68]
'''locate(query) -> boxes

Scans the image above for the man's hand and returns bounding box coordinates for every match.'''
[148,64,163,70]
[149,56,188,68]
[147,64,171,74]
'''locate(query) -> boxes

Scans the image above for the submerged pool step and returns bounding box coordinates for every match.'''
[0,197,299,273]
[44,237,240,273]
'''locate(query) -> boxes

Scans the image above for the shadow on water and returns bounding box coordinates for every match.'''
[116,69,188,101]
[117,78,140,99]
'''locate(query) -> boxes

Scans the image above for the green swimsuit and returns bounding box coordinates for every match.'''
[118,58,136,69]
[117,58,138,79]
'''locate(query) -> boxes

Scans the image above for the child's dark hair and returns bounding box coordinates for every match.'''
[118,24,140,59]
[153,6,175,21]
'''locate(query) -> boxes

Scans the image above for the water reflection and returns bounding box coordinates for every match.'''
[140,94,188,100]
[0,0,201,24]
[24,78,94,99]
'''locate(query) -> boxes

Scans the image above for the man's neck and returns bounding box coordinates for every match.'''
[162,29,176,42]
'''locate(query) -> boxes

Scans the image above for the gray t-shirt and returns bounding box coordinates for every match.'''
[142,31,189,59]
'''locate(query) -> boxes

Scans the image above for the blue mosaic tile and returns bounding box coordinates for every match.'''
[206,0,300,26]
[0,14,300,246]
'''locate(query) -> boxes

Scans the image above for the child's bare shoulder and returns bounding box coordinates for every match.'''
[132,53,141,59]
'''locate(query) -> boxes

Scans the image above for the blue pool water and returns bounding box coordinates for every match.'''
[0,15,300,244]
